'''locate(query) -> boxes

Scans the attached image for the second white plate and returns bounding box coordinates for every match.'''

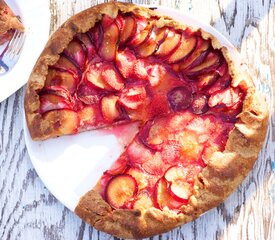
[0,0,50,102]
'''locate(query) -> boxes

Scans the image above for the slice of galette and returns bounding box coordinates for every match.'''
[0,0,24,45]
[24,2,268,239]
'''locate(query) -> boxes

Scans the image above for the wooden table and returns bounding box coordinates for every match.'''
[1,0,274,239]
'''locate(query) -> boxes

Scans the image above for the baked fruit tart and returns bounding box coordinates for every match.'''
[24,2,268,238]
[0,0,24,45]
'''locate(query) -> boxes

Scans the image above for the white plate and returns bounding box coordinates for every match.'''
[24,6,244,212]
[0,0,50,102]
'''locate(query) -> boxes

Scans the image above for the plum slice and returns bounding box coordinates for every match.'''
[45,68,78,94]
[39,88,73,114]
[78,106,96,127]
[132,59,148,80]
[77,83,103,105]
[135,27,169,58]
[173,38,210,71]
[186,115,216,137]
[101,64,125,91]
[75,33,96,61]
[63,40,86,70]
[207,72,231,95]
[161,141,182,164]
[126,167,148,190]
[177,130,203,159]
[191,93,209,114]
[138,120,161,151]
[169,179,191,201]
[105,174,138,209]
[101,95,120,122]
[155,178,186,210]
[197,72,218,90]
[40,85,71,98]
[42,109,79,135]
[164,165,201,201]
[186,51,221,77]
[167,86,193,111]
[215,61,229,76]
[40,94,72,114]
[115,14,125,30]
[119,85,147,110]
[116,49,136,79]
[208,87,243,109]
[167,111,194,129]
[119,15,136,44]
[85,62,113,90]
[133,192,153,209]
[128,18,153,47]
[54,55,80,75]
[166,34,197,64]
[154,29,181,58]
[101,14,115,28]
[132,59,167,87]
[99,21,119,61]
[87,23,103,50]
[186,115,225,145]
[142,152,168,176]
[127,139,155,166]
[146,63,167,87]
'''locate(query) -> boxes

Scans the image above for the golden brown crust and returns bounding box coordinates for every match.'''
[24,2,269,238]
[0,0,24,34]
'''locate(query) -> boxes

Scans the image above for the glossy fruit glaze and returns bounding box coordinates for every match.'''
[38,12,247,212]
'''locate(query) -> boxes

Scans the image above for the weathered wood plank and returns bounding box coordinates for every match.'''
[0,0,274,239]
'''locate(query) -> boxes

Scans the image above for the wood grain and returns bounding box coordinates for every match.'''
[0,0,275,239]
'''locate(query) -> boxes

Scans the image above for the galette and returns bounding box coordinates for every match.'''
[24,2,268,238]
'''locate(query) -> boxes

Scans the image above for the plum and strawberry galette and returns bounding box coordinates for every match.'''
[0,0,24,45]
[24,2,268,238]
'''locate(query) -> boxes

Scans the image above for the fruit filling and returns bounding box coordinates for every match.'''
[97,112,234,211]
[37,12,247,212]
